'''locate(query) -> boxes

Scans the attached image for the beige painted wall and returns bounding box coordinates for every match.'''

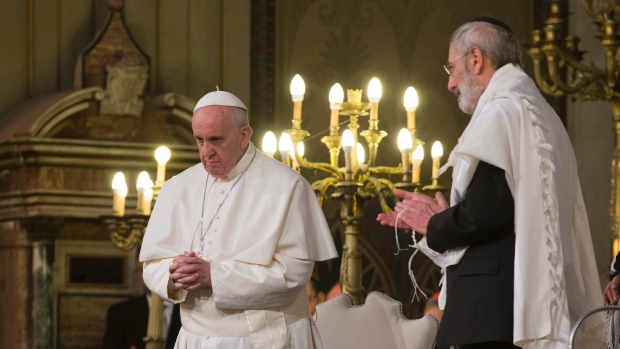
[0,0,250,116]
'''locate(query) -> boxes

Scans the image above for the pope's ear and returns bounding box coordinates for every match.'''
[241,125,253,143]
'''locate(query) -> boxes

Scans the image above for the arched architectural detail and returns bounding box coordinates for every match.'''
[30,87,105,137]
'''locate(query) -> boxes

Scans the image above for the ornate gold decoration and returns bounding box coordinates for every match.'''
[104,215,148,251]
[529,0,620,258]
[287,89,444,305]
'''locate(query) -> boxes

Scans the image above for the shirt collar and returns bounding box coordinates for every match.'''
[223,142,256,180]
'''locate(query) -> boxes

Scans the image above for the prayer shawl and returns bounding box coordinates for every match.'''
[417,64,603,348]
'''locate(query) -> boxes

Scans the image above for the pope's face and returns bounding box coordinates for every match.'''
[192,106,252,178]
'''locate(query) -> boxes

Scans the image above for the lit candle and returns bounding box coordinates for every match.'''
[262,131,277,158]
[143,181,154,215]
[404,87,419,130]
[367,77,382,120]
[398,128,413,175]
[412,144,424,183]
[431,141,443,178]
[136,171,151,214]
[290,74,305,121]
[293,142,305,172]
[297,142,305,158]
[279,132,292,167]
[112,172,128,216]
[342,130,354,180]
[154,146,171,184]
[329,83,344,128]
[356,143,365,164]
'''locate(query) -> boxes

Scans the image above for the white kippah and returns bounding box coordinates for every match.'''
[193,90,247,112]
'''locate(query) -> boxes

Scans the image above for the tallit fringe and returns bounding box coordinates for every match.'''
[393,209,427,302]
[520,94,565,345]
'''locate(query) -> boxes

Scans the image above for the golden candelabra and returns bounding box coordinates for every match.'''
[529,0,620,258]
[268,75,447,305]
[101,146,171,349]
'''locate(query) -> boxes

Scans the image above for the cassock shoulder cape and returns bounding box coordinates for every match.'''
[140,144,337,265]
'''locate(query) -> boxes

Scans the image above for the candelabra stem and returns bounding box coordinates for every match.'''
[349,115,360,170]
[360,129,387,168]
[333,181,368,305]
[144,293,166,349]
[102,213,164,348]
[368,143,378,167]
[321,134,342,168]
[329,148,339,168]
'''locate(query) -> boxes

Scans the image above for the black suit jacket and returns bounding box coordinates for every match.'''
[427,161,515,347]
[102,294,181,349]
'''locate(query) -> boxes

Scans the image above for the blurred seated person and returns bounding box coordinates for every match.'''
[423,293,443,322]
[327,282,341,300]
[103,261,181,349]
[307,276,328,315]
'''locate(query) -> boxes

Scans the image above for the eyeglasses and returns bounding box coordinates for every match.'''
[443,53,469,75]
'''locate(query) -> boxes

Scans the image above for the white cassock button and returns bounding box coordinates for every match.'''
[213,228,217,232]
[207,241,212,245]
[220,190,225,194]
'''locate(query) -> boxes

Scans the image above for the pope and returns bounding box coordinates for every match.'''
[140,90,337,349]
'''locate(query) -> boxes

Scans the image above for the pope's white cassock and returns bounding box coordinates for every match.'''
[140,142,338,349]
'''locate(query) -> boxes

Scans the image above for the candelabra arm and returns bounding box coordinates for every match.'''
[531,60,564,97]
[312,176,341,207]
[557,52,608,96]
[530,45,607,98]
[422,176,449,197]
[394,182,420,194]
[294,151,343,180]
[285,128,343,179]
[580,0,598,19]
[104,215,148,250]
[363,176,396,213]
[369,165,403,176]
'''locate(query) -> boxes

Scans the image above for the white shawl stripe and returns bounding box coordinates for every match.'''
[511,93,568,348]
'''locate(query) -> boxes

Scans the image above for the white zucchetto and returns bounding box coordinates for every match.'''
[194,90,247,112]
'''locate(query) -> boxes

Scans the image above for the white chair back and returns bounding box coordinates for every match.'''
[314,291,437,349]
